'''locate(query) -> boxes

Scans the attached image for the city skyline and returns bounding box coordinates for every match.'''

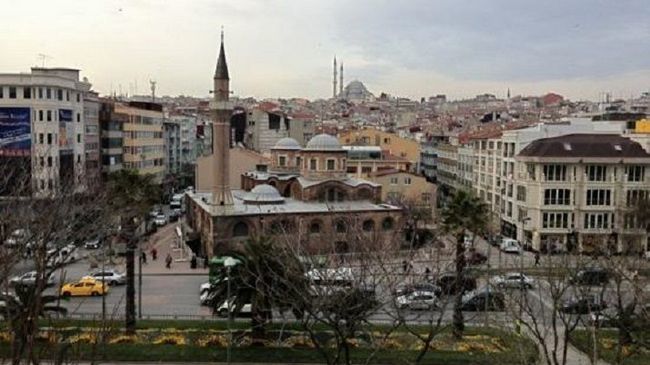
[2,0,649,101]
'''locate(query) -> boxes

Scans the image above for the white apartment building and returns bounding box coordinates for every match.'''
[516,134,650,254]
[245,107,289,153]
[0,68,91,196]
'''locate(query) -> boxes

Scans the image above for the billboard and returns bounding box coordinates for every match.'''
[58,109,74,154]
[0,107,31,156]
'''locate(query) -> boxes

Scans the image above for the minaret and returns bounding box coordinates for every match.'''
[339,62,343,96]
[211,29,233,206]
[333,56,337,98]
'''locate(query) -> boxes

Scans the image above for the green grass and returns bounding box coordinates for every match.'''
[571,329,650,365]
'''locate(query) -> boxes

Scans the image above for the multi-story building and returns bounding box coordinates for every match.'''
[367,169,437,222]
[419,141,437,182]
[163,117,181,175]
[433,142,458,205]
[83,91,100,188]
[343,146,411,178]
[99,100,165,182]
[339,128,420,164]
[516,134,650,255]
[244,105,289,153]
[176,114,198,165]
[0,67,91,196]
[287,113,316,147]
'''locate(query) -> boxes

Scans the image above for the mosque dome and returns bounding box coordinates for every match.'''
[340,80,374,101]
[244,184,284,204]
[304,133,342,151]
[272,137,301,150]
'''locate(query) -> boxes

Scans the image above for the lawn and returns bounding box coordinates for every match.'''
[0,323,538,364]
[571,329,650,365]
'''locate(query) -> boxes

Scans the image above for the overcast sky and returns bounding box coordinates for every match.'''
[2,0,649,101]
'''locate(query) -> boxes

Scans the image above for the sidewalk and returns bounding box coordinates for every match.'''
[139,223,208,276]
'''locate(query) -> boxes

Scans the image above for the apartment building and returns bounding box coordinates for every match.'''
[99,100,125,176]
[433,142,458,203]
[367,169,437,222]
[83,91,100,188]
[516,134,650,254]
[419,141,437,182]
[244,106,289,153]
[163,117,181,175]
[343,146,412,178]
[339,128,420,164]
[287,113,316,147]
[0,67,91,196]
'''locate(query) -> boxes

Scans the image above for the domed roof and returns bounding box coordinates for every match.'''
[272,137,301,150]
[340,80,374,101]
[244,184,284,204]
[304,133,342,151]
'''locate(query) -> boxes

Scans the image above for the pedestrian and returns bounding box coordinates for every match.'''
[534,252,540,267]
[141,251,147,265]
[190,255,197,269]
[203,256,209,269]
[151,247,157,261]
[165,253,172,269]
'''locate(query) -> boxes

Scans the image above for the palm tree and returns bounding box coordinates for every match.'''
[106,169,160,334]
[441,190,488,339]
[1,284,67,365]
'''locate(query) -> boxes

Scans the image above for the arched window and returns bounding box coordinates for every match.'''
[382,217,394,231]
[309,220,321,234]
[233,221,249,237]
[357,188,373,200]
[362,219,375,232]
[335,219,347,233]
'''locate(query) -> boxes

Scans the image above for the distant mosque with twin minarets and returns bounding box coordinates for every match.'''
[332,56,375,103]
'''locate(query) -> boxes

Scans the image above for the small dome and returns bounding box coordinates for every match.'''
[272,137,301,150]
[244,184,284,204]
[305,133,342,151]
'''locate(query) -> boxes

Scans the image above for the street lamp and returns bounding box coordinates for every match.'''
[224,256,237,365]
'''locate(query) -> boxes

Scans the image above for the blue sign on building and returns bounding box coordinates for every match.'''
[0,107,31,156]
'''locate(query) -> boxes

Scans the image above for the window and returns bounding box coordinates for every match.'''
[38,110,43,121]
[76,113,81,122]
[232,222,249,237]
[46,88,51,99]
[46,110,52,122]
[47,156,52,167]
[404,177,411,185]
[382,217,394,230]
[309,158,317,170]
[544,189,571,205]
[38,88,43,99]
[543,165,567,181]
[584,213,612,229]
[23,87,31,99]
[57,89,63,100]
[383,138,390,144]
[422,192,431,202]
[77,134,81,143]
[76,93,80,102]
[390,177,398,185]
[586,189,611,206]
[278,155,286,167]
[309,221,321,234]
[626,190,648,207]
[9,87,16,99]
[362,219,375,232]
[587,165,607,181]
[542,212,569,229]
[38,133,43,144]
[626,165,645,182]
[326,159,335,170]
[66,90,70,101]
[334,220,347,233]
[296,156,301,167]
[516,186,526,201]
[47,133,52,145]
[0,86,3,98]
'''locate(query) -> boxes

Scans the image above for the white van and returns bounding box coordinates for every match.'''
[500,238,521,254]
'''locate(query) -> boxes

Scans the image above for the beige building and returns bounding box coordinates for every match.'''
[196,146,270,193]
[117,102,165,181]
[368,169,437,222]
[339,128,420,164]
[344,145,412,178]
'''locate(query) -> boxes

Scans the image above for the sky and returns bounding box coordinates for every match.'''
[1,0,649,101]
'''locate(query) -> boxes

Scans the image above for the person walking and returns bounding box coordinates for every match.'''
[151,247,157,261]
[165,253,172,269]
[141,251,147,265]
[534,252,540,267]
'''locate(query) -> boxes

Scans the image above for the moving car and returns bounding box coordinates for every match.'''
[461,288,505,311]
[396,291,438,310]
[83,238,102,250]
[561,295,606,314]
[10,271,55,287]
[491,272,534,290]
[84,269,126,286]
[153,213,167,226]
[500,238,522,254]
[436,273,477,295]
[569,268,610,286]
[393,282,442,297]
[60,277,109,297]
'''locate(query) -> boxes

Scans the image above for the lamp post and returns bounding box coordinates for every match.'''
[224,256,237,365]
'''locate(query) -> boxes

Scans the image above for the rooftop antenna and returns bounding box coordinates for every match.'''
[37,53,53,67]
[150,80,157,102]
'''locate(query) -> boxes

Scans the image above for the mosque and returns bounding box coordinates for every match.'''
[185,35,403,257]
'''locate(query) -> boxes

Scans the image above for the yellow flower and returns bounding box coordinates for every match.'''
[109,335,139,344]
[0,332,11,343]
[281,336,315,348]
[153,334,186,345]
[197,334,228,348]
[68,332,98,344]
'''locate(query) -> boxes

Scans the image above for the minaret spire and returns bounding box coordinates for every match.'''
[211,27,233,207]
[339,62,343,95]
[333,56,337,99]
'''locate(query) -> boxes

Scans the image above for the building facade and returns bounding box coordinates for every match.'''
[83,91,100,188]
[163,117,181,175]
[0,67,91,196]
[244,106,289,153]
[338,128,420,164]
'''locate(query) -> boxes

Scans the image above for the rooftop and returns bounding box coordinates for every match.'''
[518,134,650,158]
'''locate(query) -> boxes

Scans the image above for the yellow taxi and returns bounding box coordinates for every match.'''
[60,277,109,297]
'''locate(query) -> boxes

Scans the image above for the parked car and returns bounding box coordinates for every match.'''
[569,268,610,286]
[46,244,79,267]
[83,238,102,250]
[4,229,28,247]
[200,282,212,295]
[436,273,477,295]
[153,213,167,226]
[168,209,181,222]
[500,238,522,254]
[84,269,126,286]
[396,291,438,310]
[393,282,442,297]
[589,304,650,328]
[60,278,108,297]
[461,288,505,311]
[10,271,55,287]
[561,295,607,314]
[491,272,534,290]
[216,299,251,317]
